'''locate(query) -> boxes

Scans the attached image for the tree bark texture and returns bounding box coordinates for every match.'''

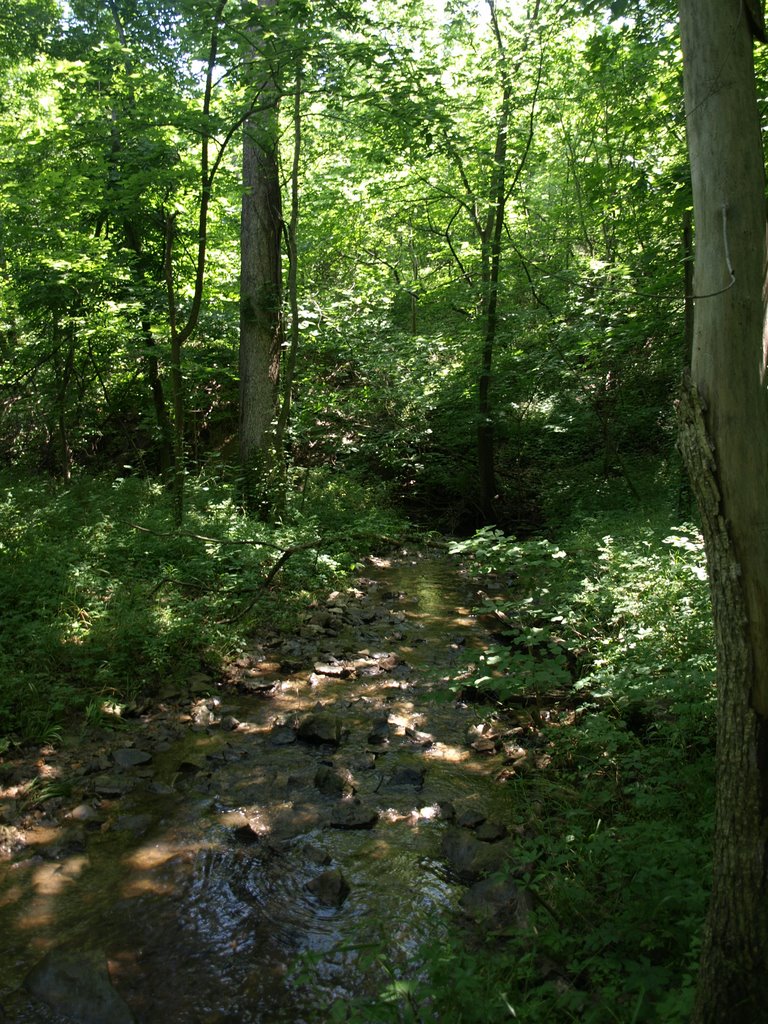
[239,28,282,469]
[678,1,768,1019]
[275,63,302,464]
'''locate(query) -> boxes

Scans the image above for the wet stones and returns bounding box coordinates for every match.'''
[187,671,215,695]
[386,765,426,791]
[314,764,355,798]
[237,679,278,696]
[440,813,517,883]
[329,802,379,830]
[269,723,297,746]
[112,748,152,769]
[66,803,104,827]
[476,821,509,843]
[466,723,502,754]
[113,813,154,838]
[404,726,434,748]
[232,819,262,845]
[297,713,343,746]
[91,776,135,798]
[459,876,534,932]
[441,827,486,882]
[304,843,332,866]
[24,948,136,1024]
[456,809,486,830]
[313,661,351,678]
[367,715,390,746]
[306,867,350,908]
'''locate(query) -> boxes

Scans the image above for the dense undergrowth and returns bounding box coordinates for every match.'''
[0,465,716,1023]
[0,466,405,748]
[344,513,715,1024]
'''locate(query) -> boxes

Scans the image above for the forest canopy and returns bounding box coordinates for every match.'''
[0,0,687,532]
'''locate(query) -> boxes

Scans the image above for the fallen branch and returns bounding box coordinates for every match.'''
[124,521,322,614]
[126,521,300,551]
[222,539,322,623]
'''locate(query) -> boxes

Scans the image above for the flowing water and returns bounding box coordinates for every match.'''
[0,552,517,1023]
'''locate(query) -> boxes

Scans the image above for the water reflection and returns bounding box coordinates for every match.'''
[0,553,513,1023]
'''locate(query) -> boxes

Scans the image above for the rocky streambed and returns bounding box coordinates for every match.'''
[0,550,544,1023]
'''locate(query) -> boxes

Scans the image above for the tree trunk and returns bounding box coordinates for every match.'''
[476,0,512,525]
[678,2,768,1019]
[275,62,302,467]
[239,10,283,487]
[55,326,75,481]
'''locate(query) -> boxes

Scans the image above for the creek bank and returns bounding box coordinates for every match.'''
[0,549,548,1023]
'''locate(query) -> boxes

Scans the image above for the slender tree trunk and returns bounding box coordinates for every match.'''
[474,2,541,526]
[163,211,185,522]
[239,3,283,497]
[161,1,225,523]
[275,62,302,465]
[142,317,173,476]
[678,2,768,1020]
[476,0,513,525]
[55,326,75,481]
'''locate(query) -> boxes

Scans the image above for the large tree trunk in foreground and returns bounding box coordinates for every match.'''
[239,24,282,478]
[678,2,768,1020]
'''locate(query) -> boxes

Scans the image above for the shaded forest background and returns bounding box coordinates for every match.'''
[0,0,750,1020]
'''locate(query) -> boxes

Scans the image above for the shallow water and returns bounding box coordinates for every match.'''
[0,552,515,1023]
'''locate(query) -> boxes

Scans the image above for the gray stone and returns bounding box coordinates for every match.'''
[269,724,297,746]
[113,748,152,769]
[476,821,509,843]
[437,800,456,821]
[192,706,215,727]
[329,803,379,830]
[297,713,343,746]
[92,776,134,797]
[441,828,516,883]
[313,662,350,678]
[314,764,355,798]
[149,781,174,795]
[306,868,350,907]
[238,679,276,695]
[304,844,331,866]
[187,672,214,694]
[367,716,390,745]
[66,804,103,824]
[459,877,534,931]
[441,827,485,882]
[113,814,154,837]
[387,765,426,790]
[456,809,486,830]
[233,821,262,844]
[405,726,435,747]
[24,948,135,1024]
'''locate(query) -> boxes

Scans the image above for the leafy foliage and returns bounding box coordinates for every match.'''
[334,513,714,1024]
[0,469,405,745]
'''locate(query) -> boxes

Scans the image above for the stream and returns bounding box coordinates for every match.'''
[0,550,532,1023]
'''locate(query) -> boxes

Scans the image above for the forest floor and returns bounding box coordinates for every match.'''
[0,548,555,1023]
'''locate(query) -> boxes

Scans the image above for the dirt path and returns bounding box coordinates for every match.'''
[0,549,537,1023]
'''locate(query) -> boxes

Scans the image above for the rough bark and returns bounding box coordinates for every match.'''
[678,1,768,1019]
[239,8,283,474]
[274,62,302,465]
